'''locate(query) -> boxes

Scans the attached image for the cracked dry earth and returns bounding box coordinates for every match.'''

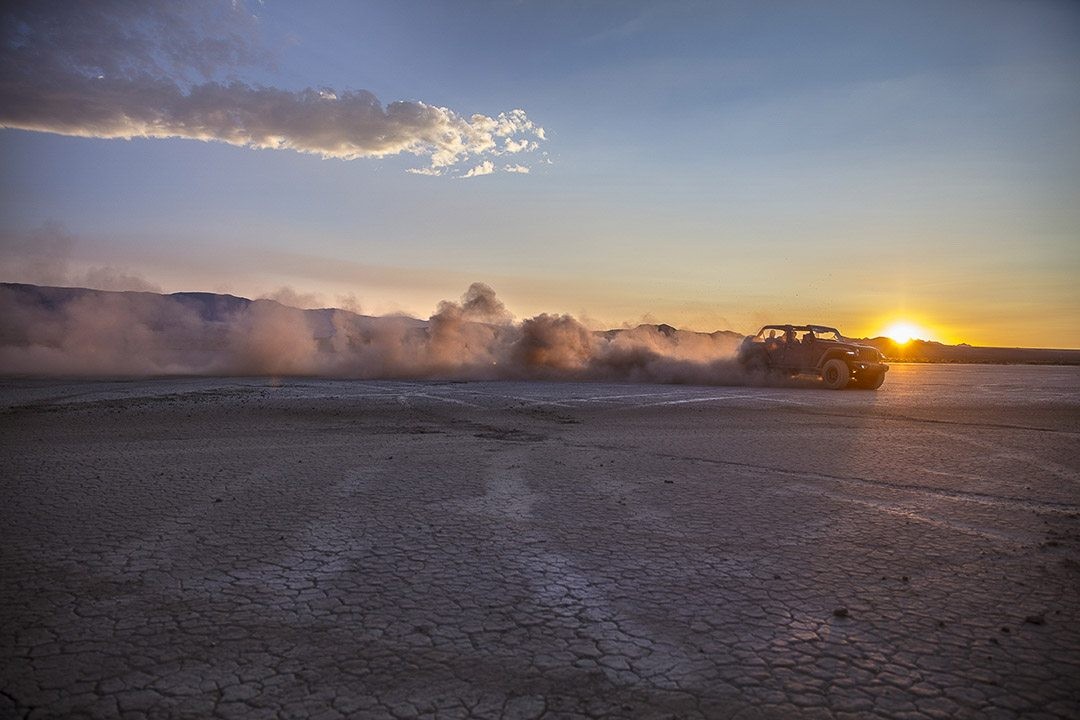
[1,364,1079,720]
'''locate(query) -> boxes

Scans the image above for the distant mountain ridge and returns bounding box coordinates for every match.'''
[2,281,422,318]
[859,337,1080,365]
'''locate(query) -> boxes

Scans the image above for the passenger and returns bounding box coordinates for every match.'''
[804,330,816,344]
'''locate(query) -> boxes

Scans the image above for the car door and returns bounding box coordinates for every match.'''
[774,329,800,368]
[783,330,813,369]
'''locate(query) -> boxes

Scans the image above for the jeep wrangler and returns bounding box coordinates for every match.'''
[739,324,888,390]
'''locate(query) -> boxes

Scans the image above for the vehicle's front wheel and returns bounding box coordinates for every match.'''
[821,358,850,390]
[853,369,886,390]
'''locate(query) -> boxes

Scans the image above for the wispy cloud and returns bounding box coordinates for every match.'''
[463,160,495,178]
[0,1,546,176]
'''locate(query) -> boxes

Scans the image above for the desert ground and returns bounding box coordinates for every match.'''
[1,364,1078,719]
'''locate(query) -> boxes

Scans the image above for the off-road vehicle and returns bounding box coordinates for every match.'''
[739,324,888,389]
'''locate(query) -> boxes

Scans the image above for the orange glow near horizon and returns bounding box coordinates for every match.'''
[883,322,923,344]
[874,319,943,345]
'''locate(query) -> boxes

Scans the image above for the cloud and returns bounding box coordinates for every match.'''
[504,164,530,174]
[463,160,495,178]
[0,1,546,175]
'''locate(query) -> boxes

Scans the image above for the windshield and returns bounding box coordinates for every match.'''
[752,326,845,343]
[812,329,842,342]
[752,327,788,343]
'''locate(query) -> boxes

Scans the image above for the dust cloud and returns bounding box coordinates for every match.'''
[0,282,748,383]
[0,222,162,294]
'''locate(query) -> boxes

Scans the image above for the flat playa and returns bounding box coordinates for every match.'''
[2,364,1079,719]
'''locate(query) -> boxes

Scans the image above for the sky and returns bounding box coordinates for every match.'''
[1,0,1078,348]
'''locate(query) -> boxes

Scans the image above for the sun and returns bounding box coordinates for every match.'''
[881,321,928,344]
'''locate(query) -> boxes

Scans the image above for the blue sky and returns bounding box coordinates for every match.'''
[1,0,1078,345]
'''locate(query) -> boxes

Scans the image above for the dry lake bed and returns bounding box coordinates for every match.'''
[2,364,1079,719]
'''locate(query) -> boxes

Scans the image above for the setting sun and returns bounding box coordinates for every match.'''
[881,321,933,344]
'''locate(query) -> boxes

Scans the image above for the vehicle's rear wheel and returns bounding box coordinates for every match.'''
[854,369,886,390]
[821,358,849,390]
[742,351,768,377]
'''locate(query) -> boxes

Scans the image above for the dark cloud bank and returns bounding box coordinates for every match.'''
[0,282,746,383]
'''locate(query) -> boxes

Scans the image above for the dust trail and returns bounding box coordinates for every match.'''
[0,282,754,384]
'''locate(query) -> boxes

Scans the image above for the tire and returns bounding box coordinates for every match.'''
[854,369,886,390]
[741,351,768,377]
[821,358,850,390]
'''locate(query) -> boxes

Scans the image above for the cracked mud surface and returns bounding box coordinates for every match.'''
[2,364,1079,719]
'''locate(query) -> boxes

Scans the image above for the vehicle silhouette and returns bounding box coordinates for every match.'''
[739,324,888,389]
